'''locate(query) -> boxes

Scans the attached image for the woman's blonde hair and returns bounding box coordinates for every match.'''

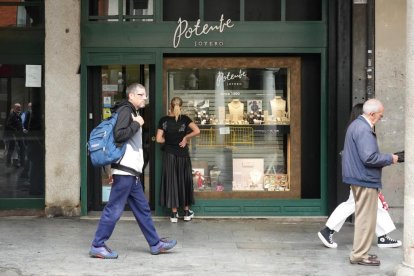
[170,97,183,120]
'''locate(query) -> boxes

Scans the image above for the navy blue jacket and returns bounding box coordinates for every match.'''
[342,116,393,189]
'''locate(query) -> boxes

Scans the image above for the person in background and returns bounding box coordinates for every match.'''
[21,102,32,132]
[25,102,44,196]
[342,99,398,266]
[318,103,402,249]
[156,96,200,222]
[89,83,177,259]
[20,102,32,179]
[4,103,26,168]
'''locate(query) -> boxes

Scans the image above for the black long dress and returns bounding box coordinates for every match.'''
[158,115,195,208]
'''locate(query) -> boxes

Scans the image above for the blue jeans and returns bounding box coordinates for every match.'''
[92,175,160,247]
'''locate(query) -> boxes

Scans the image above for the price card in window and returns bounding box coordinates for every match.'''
[219,127,230,135]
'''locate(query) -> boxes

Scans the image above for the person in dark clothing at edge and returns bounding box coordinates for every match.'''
[89,83,177,259]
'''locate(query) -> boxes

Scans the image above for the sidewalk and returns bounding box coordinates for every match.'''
[0,216,404,276]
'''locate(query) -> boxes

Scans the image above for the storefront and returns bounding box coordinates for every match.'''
[81,0,331,216]
[0,1,45,210]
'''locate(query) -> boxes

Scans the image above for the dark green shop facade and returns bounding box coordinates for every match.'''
[81,0,351,217]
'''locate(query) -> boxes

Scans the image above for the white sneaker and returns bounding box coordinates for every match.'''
[170,212,178,223]
[184,210,194,221]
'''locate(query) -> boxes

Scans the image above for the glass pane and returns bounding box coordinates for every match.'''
[100,65,151,202]
[286,0,322,21]
[204,0,239,21]
[124,0,154,22]
[245,0,281,21]
[163,0,199,21]
[0,6,18,27]
[89,0,119,21]
[0,65,45,198]
[0,4,44,27]
[167,66,291,194]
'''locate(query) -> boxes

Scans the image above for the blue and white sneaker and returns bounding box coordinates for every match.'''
[89,245,118,259]
[150,238,177,255]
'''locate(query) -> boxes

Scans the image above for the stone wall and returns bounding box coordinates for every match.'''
[375,0,406,223]
[44,0,81,217]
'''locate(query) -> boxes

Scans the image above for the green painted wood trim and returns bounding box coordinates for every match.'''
[81,0,89,25]
[281,0,286,21]
[199,0,204,20]
[86,52,156,65]
[320,48,328,215]
[187,199,322,216]
[154,50,164,216]
[82,22,326,49]
[0,28,44,58]
[0,199,44,210]
[79,50,158,215]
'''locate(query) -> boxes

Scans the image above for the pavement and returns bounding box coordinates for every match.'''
[0,214,405,276]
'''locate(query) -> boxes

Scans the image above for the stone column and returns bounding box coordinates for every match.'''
[397,0,414,274]
[44,0,81,217]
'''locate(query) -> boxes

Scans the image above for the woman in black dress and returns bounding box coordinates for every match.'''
[156,97,200,222]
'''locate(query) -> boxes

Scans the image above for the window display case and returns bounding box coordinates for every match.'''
[164,57,301,198]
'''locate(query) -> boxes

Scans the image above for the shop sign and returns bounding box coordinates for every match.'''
[216,69,248,88]
[173,14,234,48]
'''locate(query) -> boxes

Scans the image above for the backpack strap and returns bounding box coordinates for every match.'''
[111,104,142,177]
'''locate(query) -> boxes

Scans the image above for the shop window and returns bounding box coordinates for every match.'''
[286,0,322,21]
[164,57,301,199]
[163,0,199,21]
[88,0,154,22]
[245,0,281,21]
[204,0,240,21]
[0,64,45,198]
[0,1,44,27]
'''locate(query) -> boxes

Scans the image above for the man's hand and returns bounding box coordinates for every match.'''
[131,113,144,126]
[392,154,399,164]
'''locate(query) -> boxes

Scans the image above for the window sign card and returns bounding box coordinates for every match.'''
[25,65,42,87]
[103,96,112,107]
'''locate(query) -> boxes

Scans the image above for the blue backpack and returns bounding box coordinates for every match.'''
[87,110,127,167]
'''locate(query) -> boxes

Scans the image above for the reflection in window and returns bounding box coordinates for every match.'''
[245,0,281,21]
[89,0,154,22]
[286,0,322,21]
[163,0,199,21]
[124,0,154,22]
[0,2,44,27]
[0,65,45,198]
[204,0,239,21]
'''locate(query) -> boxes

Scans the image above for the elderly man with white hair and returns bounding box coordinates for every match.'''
[342,98,398,266]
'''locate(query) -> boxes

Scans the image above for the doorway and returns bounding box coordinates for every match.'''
[87,64,156,211]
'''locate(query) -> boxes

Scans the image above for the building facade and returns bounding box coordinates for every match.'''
[0,0,406,221]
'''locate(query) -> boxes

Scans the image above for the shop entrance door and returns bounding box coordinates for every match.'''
[87,64,156,211]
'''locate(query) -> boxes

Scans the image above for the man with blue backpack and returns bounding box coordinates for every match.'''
[89,83,177,259]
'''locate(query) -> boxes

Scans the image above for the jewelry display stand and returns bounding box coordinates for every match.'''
[270,96,289,124]
[228,99,244,122]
